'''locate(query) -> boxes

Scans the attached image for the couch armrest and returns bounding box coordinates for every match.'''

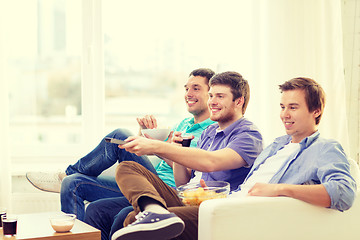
[199,193,360,240]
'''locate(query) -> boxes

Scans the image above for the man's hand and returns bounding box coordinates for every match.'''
[164,131,174,143]
[247,183,332,208]
[137,115,157,130]
[200,179,207,188]
[172,131,194,146]
[118,136,158,156]
[247,183,282,197]
[172,131,184,146]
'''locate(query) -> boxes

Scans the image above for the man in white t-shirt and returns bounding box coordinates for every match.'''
[230,77,356,208]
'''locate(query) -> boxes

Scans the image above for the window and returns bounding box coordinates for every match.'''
[102,0,253,133]
[3,0,358,171]
[4,0,82,169]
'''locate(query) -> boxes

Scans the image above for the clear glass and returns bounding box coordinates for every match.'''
[177,181,230,206]
[5,0,82,147]
[49,213,76,232]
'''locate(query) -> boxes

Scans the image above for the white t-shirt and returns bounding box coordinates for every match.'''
[189,170,202,184]
[230,142,300,198]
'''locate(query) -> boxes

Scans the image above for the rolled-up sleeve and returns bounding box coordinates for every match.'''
[317,143,357,211]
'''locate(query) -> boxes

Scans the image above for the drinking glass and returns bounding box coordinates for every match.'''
[2,214,17,237]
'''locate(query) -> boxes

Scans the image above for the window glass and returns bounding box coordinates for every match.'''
[102,0,252,134]
[6,0,82,147]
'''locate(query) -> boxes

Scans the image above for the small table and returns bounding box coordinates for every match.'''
[0,212,100,240]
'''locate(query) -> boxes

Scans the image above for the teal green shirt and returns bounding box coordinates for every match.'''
[155,117,215,187]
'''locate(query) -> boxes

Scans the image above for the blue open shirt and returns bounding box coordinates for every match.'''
[235,131,357,211]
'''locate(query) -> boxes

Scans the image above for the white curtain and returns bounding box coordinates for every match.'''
[0,5,12,209]
[244,0,349,154]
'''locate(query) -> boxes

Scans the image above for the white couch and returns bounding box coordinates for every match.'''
[198,159,360,240]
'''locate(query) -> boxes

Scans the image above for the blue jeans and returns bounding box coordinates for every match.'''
[60,128,157,221]
[84,197,133,240]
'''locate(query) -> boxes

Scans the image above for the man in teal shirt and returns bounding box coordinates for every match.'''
[156,116,214,187]
[26,68,216,223]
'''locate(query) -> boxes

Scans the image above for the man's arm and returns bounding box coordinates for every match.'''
[120,136,247,172]
[171,132,193,186]
[247,183,331,208]
[173,162,192,186]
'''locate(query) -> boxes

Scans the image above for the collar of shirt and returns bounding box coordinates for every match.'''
[273,131,320,150]
[212,117,245,135]
[184,117,215,132]
[197,118,216,130]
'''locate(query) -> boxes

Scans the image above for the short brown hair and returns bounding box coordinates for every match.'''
[209,71,250,114]
[279,77,325,125]
[189,68,215,86]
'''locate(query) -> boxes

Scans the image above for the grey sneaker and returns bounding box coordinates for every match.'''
[111,211,185,240]
[26,172,65,193]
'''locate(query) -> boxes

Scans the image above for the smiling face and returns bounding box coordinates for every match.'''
[208,84,244,129]
[184,75,210,123]
[280,89,320,143]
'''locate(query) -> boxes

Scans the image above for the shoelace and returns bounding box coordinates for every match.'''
[131,211,150,225]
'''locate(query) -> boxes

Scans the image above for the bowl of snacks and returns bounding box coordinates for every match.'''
[141,128,171,141]
[177,181,230,206]
[49,214,76,233]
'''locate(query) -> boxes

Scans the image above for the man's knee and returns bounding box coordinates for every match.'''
[110,128,133,139]
[61,173,85,193]
[84,202,97,220]
[117,161,139,169]
[116,161,146,180]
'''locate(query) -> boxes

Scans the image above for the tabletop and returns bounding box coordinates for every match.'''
[0,212,100,240]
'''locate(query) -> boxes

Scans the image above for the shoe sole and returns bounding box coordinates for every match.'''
[111,217,185,240]
[25,174,60,193]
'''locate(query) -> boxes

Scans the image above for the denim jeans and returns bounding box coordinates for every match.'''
[84,196,133,240]
[60,128,157,221]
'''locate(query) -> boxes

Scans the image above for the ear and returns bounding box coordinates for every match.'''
[235,96,244,108]
[313,108,321,118]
